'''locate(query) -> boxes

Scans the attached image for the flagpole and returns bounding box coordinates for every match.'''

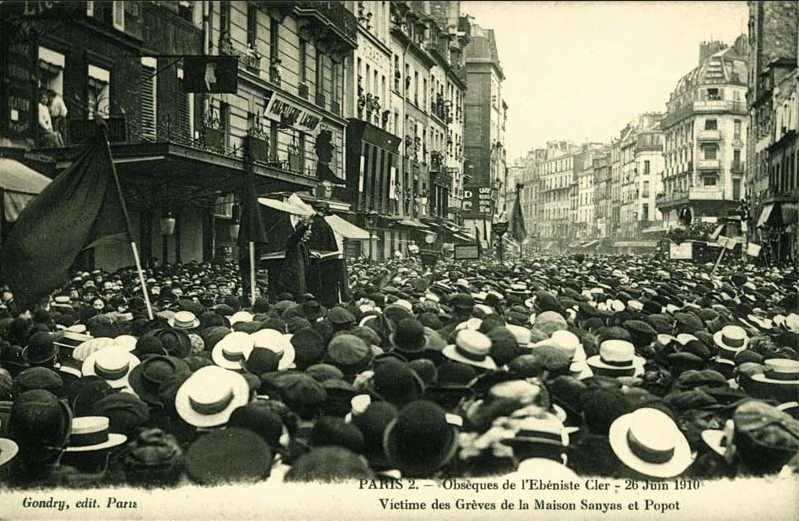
[249,241,256,306]
[99,123,154,320]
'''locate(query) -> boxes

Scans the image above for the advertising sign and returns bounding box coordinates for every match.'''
[264,93,322,134]
[454,243,481,261]
[462,184,494,218]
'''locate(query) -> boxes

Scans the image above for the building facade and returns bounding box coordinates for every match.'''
[658,37,749,229]
[746,0,799,264]
[462,19,505,247]
[618,113,664,239]
[1,1,359,272]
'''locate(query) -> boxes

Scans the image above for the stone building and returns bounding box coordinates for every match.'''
[747,0,799,264]
[462,18,506,248]
[657,37,749,229]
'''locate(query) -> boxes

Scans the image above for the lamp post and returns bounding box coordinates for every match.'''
[365,214,375,263]
[160,211,176,264]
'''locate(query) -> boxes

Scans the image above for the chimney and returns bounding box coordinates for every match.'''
[699,40,728,64]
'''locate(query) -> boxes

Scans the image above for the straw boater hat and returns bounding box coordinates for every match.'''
[168,311,201,330]
[586,340,645,377]
[442,330,496,371]
[212,332,255,371]
[713,325,749,359]
[229,311,254,326]
[175,366,249,428]
[250,329,295,371]
[609,407,692,478]
[82,346,140,389]
[64,416,126,452]
[0,437,19,468]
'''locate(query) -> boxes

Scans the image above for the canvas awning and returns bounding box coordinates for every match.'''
[397,219,430,229]
[258,197,313,216]
[0,158,52,222]
[757,203,775,228]
[452,232,474,242]
[325,214,369,241]
[583,239,599,248]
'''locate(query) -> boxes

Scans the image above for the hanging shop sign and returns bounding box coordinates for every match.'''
[264,93,322,134]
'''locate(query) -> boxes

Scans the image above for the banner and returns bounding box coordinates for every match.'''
[0,126,128,310]
[746,242,761,257]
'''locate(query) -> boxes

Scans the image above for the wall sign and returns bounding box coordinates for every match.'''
[264,93,322,134]
[454,243,480,260]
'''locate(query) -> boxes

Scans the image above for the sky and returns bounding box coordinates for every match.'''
[460,1,750,160]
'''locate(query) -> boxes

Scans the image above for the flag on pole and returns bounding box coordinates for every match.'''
[1,125,129,310]
[510,192,526,245]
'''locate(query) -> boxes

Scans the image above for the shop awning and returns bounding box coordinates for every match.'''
[258,197,313,216]
[614,241,657,248]
[452,232,474,242]
[757,203,775,228]
[0,158,52,222]
[583,239,599,248]
[326,214,369,241]
[397,219,430,229]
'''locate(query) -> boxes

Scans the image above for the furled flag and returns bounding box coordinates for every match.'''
[237,162,268,246]
[510,193,527,245]
[1,125,129,310]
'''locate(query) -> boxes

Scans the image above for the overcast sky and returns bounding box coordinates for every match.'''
[460,1,749,160]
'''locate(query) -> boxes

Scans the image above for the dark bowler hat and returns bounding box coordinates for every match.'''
[149,328,192,359]
[185,428,273,485]
[383,400,460,478]
[128,355,191,407]
[21,332,58,366]
[390,319,427,355]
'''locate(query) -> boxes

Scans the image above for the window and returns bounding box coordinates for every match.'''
[732,178,741,200]
[176,66,194,139]
[414,71,419,105]
[706,88,720,100]
[220,102,229,148]
[734,119,741,139]
[247,4,258,48]
[299,40,307,83]
[315,49,325,106]
[704,119,717,130]
[393,55,400,91]
[220,1,231,35]
[704,145,717,160]
[269,121,278,161]
[643,160,650,175]
[87,64,110,119]
[140,58,157,140]
[112,1,124,31]
[87,1,94,16]
[733,149,741,168]
[269,17,279,62]
[703,176,717,186]
[298,133,306,175]
[642,180,650,197]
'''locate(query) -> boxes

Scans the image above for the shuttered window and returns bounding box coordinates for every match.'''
[140,58,157,140]
[176,66,192,141]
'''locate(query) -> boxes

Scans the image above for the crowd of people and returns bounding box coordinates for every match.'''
[0,252,797,488]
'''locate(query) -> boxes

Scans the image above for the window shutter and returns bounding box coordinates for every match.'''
[176,73,191,141]
[141,63,156,140]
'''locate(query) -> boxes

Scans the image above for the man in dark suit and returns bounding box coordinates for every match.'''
[278,221,312,299]
[306,202,349,307]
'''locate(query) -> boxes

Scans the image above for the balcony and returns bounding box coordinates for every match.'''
[697,129,721,141]
[661,100,748,128]
[731,161,745,174]
[656,187,734,208]
[290,2,358,48]
[218,32,261,74]
[697,159,720,170]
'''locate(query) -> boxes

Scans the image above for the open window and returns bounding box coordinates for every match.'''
[87,64,111,119]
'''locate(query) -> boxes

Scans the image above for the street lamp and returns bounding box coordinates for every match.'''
[365,214,376,263]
